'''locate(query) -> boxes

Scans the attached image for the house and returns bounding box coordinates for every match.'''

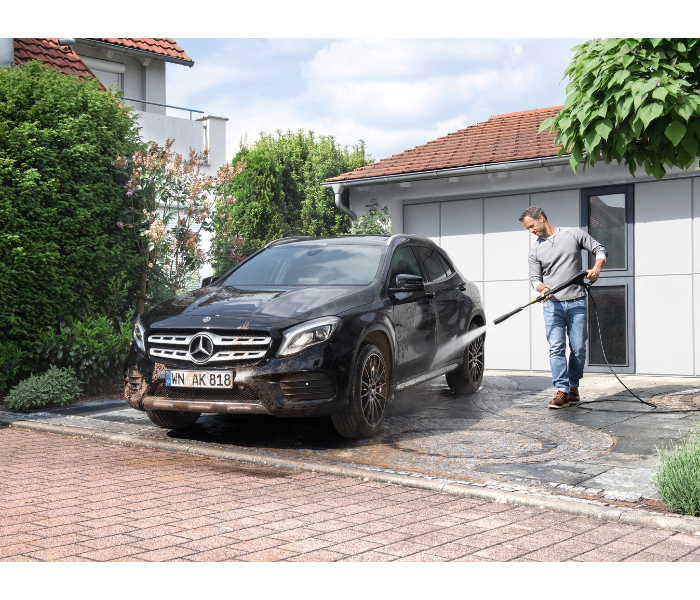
[3,37,227,278]
[324,107,700,378]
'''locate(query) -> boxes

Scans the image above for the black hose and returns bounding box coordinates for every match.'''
[577,285,700,413]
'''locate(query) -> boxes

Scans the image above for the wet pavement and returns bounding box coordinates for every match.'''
[2,371,699,506]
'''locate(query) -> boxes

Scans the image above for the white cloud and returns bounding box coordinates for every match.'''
[303,38,503,82]
[166,38,578,164]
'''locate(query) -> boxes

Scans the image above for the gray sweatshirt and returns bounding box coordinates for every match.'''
[528,227,607,302]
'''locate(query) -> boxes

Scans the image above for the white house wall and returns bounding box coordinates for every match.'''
[352,161,700,377]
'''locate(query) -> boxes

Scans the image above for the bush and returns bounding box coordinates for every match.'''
[36,311,134,388]
[652,421,700,516]
[0,61,142,364]
[6,366,83,410]
[0,341,24,392]
[350,199,393,235]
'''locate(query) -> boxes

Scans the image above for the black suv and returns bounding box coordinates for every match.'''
[124,235,485,438]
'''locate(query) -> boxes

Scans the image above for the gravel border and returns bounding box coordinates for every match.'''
[5,418,700,536]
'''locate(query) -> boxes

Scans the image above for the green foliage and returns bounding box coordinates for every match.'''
[212,130,372,274]
[539,38,700,180]
[0,61,142,362]
[349,199,394,235]
[0,341,24,392]
[36,311,134,388]
[653,421,700,515]
[6,365,83,410]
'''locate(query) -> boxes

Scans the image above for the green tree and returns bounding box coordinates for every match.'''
[211,130,372,274]
[540,38,700,180]
[0,61,142,371]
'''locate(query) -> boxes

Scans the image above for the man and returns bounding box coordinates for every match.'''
[520,207,607,409]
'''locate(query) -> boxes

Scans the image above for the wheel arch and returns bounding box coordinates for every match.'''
[351,322,395,390]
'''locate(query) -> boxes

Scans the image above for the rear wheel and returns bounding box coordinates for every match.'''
[146,409,201,429]
[331,343,388,438]
[446,321,485,394]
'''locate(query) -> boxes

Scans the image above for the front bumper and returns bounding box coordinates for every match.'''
[124,338,354,418]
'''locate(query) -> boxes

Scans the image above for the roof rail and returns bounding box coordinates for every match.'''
[385,233,433,245]
[263,236,313,249]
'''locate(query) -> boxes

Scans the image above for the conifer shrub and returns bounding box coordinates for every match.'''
[0,61,141,372]
[6,366,83,410]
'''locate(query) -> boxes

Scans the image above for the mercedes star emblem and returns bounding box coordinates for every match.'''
[189,334,214,364]
[202,317,211,322]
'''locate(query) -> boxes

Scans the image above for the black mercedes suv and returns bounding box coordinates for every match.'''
[124,235,486,438]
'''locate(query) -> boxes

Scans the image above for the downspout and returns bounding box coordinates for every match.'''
[331,182,357,221]
[0,39,14,67]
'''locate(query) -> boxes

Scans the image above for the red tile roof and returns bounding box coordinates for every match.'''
[14,38,99,82]
[327,106,564,182]
[89,38,191,62]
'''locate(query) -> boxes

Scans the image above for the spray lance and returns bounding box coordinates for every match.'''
[493,270,589,325]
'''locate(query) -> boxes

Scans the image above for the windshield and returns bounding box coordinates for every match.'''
[219,245,384,287]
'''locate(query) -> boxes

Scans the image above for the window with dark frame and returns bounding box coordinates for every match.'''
[581,185,635,372]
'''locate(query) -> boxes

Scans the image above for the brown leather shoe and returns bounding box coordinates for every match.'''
[568,387,580,404]
[548,390,569,409]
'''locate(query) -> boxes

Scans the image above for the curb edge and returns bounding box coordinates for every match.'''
[7,419,700,536]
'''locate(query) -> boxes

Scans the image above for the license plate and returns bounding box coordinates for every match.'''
[165,370,234,388]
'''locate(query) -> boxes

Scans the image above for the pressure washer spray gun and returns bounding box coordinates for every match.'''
[493,270,589,325]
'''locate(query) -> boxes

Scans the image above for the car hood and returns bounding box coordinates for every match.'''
[143,285,375,332]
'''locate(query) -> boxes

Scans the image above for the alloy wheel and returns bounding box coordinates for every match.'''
[468,333,484,384]
[360,351,387,426]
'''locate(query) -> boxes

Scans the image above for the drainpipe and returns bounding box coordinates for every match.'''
[331,182,357,221]
[0,39,14,67]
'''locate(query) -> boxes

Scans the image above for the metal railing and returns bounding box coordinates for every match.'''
[121,97,204,120]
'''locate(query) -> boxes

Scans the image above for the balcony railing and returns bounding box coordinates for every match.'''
[122,97,204,120]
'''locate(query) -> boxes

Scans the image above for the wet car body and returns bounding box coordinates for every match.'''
[124,235,485,436]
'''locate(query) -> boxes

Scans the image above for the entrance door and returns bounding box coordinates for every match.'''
[581,185,635,373]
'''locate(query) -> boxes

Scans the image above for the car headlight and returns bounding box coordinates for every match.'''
[277,317,341,357]
[133,316,146,353]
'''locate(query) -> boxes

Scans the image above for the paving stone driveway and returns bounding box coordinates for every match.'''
[2,428,700,562]
[1,371,699,504]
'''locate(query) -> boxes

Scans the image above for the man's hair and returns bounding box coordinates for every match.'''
[519,206,547,222]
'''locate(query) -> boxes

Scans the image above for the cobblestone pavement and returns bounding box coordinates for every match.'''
[2,428,699,562]
[1,371,699,506]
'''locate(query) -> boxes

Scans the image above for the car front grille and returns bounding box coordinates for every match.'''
[279,373,336,401]
[146,328,271,367]
[149,383,261,404]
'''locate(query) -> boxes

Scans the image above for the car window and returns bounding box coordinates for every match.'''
[437,253,454,277]
[219,245,384,286]
[415,246,448,282]
[388,246,422,287]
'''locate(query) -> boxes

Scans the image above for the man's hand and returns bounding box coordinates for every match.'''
[585,268,600,283]
[536,284,553,302]
[586,257,605,283]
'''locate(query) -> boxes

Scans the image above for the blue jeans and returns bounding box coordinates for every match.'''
[542,297,588,392]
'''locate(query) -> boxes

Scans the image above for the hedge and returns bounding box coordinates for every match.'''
[0,61,142,375]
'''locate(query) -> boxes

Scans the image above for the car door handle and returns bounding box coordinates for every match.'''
[457,283,466,291]
[425,290,436,298]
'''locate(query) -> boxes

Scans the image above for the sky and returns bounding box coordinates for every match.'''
[165,38,586,164]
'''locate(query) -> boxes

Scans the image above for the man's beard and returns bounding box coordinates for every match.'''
[536,223,547,237]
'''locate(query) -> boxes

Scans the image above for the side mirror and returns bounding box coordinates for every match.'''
[389,274,424,292]
[201,276,215,288]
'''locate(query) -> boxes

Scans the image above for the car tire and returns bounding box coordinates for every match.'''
[331,343,389,439]
[446,321,485,394]
[146,409,201,429]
